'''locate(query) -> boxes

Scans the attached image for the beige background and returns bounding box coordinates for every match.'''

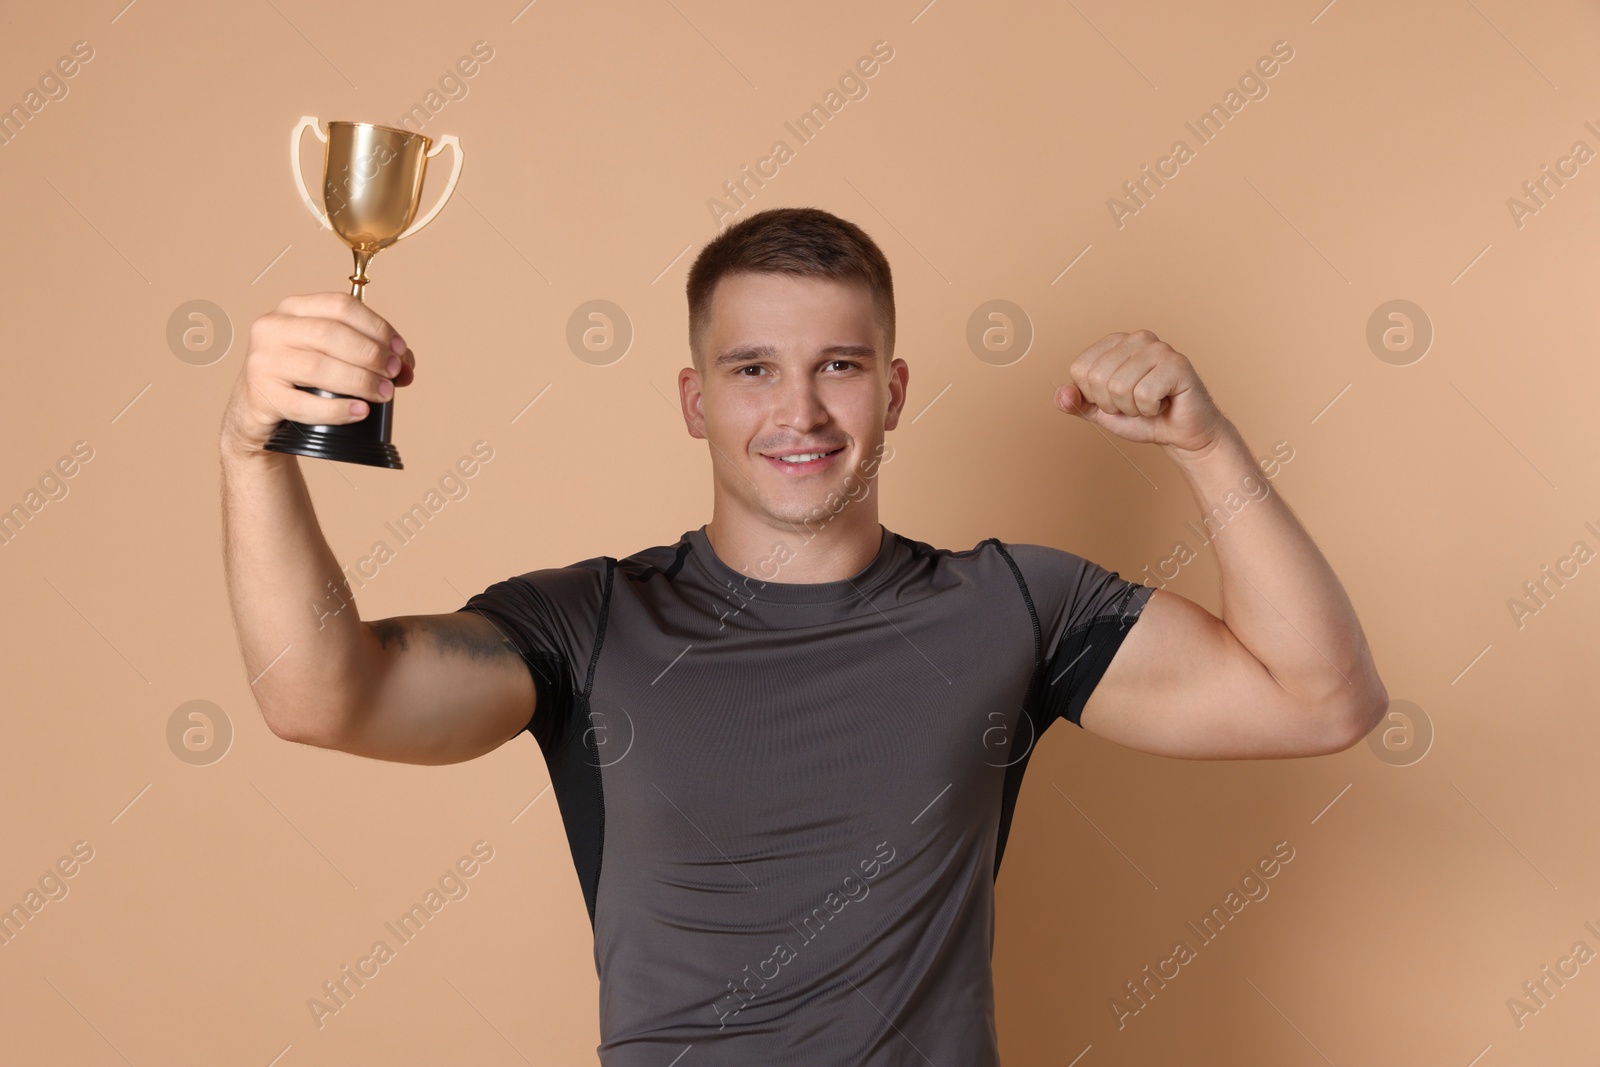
[2,0,1597,1063]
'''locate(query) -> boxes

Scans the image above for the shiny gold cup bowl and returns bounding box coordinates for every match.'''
[263,116,463,469]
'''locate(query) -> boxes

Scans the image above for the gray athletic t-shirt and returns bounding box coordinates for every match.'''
[455,525,1153,1065]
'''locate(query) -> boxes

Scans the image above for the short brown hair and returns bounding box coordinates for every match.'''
[686,207,895,369]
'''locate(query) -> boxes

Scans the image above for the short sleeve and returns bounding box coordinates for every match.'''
[1000,543,1155,729]
[452,564,603,755]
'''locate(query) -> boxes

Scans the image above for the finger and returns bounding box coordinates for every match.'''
[1129,359,1181,417]
[1104,348,1165,417]
[278,292,405,356]
[1073,344,1140,417]
[275,345,395,405]
[392,345,416,388]
[271,314,399,381]
[1069,333,1146,414]
[1055,381,1082,414]
[1068,332,1129,382]
[253,380,372,428]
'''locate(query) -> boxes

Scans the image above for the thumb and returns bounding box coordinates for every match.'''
[1055,382,1092,417]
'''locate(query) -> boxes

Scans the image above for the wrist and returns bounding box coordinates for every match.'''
[219,427,292,471]
[1162,419,1244,471]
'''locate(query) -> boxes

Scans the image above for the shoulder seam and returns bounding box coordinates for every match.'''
[892,530,990,564]
[583,559,615,698]
[990,540,1042,670]
[1059,581,1153,641]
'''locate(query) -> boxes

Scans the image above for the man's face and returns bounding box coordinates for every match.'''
[679,272,908,531]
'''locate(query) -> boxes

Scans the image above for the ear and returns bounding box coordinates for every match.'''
[679,365,707,440]
[882,356,909,432]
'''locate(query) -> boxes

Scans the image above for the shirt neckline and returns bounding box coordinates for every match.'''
[683,524,899,605]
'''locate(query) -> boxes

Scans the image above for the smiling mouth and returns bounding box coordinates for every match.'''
[759,446,847,474]
[770,447,844,464]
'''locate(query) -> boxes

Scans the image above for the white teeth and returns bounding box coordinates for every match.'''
[778,451,830,463]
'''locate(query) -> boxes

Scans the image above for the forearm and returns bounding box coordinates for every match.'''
[1165,422,1386,715]
[219,441,375,740]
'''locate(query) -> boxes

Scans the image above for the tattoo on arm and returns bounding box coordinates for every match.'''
[370,618,410,653]
[370,614,522,663]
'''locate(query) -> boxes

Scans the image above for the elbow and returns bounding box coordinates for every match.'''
[1322,681,1390,754]
[261,707,315,746]
[258,698,351,750]
[265,716,318,747]
[251,665,373,751]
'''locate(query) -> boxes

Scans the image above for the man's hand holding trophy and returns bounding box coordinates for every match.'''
[221,117,462,471]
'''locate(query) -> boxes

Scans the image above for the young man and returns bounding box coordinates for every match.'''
[220,207,1387,1064]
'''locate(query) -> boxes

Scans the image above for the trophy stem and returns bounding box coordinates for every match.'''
[349,249,373,302]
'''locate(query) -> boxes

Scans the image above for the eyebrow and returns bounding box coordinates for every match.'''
[712,343,877,368]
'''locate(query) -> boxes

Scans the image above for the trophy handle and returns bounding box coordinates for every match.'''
[397,135,463,240]
[290,115,332,231]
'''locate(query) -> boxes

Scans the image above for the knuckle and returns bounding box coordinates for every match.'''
[313,351,346,386]
[241,349,264,381]
[334,356,383,398]
[312,317,342,349]
[310,351,339,390]
[292,347,321,383]
[242,341,275,379]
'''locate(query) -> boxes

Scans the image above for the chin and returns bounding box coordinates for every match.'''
[762,497,833,528]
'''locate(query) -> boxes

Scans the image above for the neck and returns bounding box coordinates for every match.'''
[705,501,884,584]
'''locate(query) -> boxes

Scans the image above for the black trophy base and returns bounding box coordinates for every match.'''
[263,385,403,469]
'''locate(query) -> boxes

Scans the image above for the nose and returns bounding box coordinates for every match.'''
[773,372,828,433]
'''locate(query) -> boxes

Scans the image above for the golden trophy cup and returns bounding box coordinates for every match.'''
[264,117,464,469]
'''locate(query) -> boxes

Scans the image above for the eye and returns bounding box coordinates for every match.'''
[827,360,860,372]
[735,364,766,377]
